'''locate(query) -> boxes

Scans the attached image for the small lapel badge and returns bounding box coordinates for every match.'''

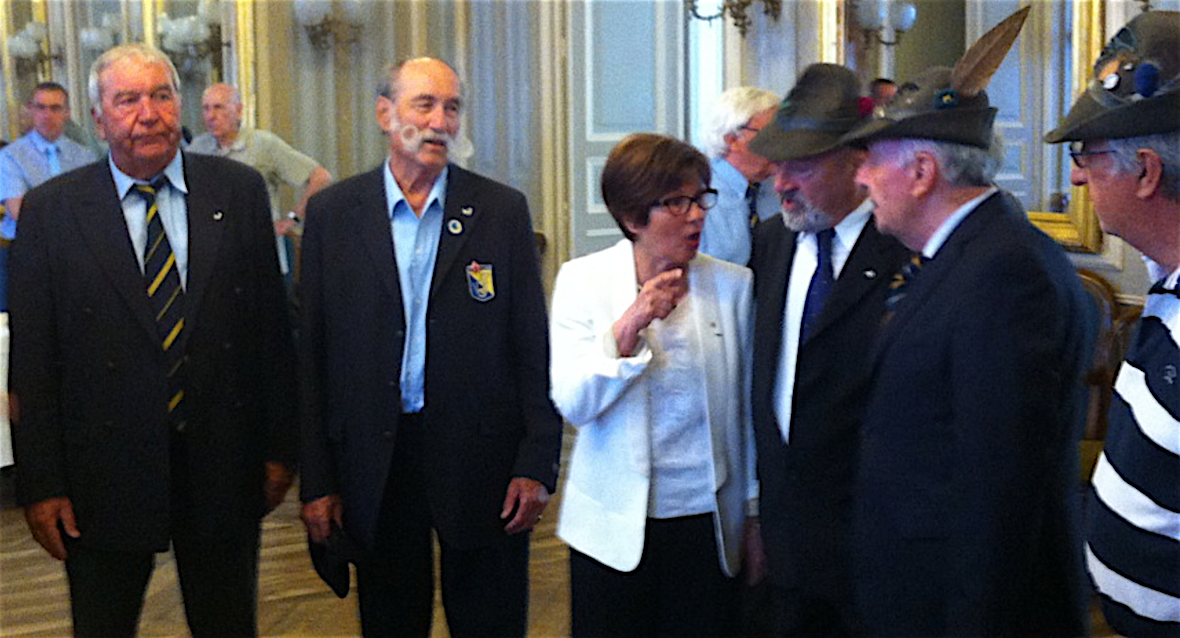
[864,269,877,279]
[447,218,464,235]
[461,206,474,217]
[465,261,495,302]
[213,211,224,221]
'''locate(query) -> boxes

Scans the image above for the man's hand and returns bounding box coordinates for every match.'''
[500,477,550,535]
[264,461,295,512]
[274,217,299,238]
[25,497,79,561]
[301,494,343,543]
[742,517,767,588]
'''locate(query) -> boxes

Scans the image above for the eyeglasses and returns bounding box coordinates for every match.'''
[655,189,719,216]
[740,125,761,135]
[1068,142,1115,169]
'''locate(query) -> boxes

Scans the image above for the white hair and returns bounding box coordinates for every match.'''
[883,137,1004,187]
[700,86,780,159]
[1107,131,1180,202]
[88,43,181,116]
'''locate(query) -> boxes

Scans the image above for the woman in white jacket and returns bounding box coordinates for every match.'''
[550,133,760,637]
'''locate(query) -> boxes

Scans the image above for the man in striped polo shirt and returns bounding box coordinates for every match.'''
[1046,10,1180,637]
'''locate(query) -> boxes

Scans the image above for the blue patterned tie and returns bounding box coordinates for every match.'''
[135,178,187,429]
[800,228,835,342]
[745,183,760,229]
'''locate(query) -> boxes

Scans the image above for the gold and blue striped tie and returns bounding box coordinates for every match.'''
[135,178,186,428]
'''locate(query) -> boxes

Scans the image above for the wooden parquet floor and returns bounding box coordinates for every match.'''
[0,444,1119,638]
[0,470,571,638]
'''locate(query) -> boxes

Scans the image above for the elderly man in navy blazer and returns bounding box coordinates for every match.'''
[841,9,1097,636]
[10,43,295,638]
[298,57,562,638]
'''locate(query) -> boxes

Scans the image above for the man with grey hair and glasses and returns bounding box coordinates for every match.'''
[698,86,780,265]
[1045,10,1180,636]
[9,42,294,637]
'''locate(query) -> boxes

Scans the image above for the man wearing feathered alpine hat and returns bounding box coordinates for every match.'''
[839,8,1098,635]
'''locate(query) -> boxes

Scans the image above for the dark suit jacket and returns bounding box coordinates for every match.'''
[9,153,296,553]
[854,191,1096,637]
[751,215,907,603]
[298,163,561,552]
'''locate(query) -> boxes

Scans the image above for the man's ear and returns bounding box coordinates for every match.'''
[375,95,394,134]
[90,108,107,141]
[1135,148,1164,200]
[910,151,938,197]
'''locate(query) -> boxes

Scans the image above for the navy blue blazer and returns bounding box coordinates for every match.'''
[853,191,1096,636]
[298,163,562,552]
[10,153,296,552]
[751,215,907,603]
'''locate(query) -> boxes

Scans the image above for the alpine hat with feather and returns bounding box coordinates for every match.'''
[1045,10,1180,143]
[842,6,1031,150]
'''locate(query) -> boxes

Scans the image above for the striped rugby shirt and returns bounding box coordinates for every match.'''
[1086,260,1179,637]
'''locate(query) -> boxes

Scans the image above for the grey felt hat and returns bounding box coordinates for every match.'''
[748,63,866,161]
[1045,10,1180,143]
[842,6,1030,150]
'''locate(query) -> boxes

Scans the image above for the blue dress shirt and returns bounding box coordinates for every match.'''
[699,157,777,265]
[385,163,447,413]
[0,129,97,239]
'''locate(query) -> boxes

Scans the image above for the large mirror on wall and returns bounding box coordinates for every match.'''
[1,0,224,147]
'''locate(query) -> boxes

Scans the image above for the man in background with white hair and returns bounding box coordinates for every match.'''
[698,86,780,265]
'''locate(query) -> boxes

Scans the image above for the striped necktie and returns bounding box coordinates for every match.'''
[885,253,928,312]
[135,178,187,429]
[745,183,760,230]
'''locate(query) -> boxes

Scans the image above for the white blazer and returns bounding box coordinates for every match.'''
[550,239,756,576]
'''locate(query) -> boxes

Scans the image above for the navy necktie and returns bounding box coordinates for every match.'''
[800,228,835,342]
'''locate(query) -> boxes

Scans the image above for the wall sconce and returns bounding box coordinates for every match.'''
[293,0,368,51]
[685,0,782,38]
[158,1,223,76]
[7,20,63,77]
[855,0,918,46]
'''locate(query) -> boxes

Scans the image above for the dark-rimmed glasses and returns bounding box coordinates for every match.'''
[654,189,719,216]
[1069,142,1115,169]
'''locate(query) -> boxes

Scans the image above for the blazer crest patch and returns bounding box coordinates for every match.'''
[465,261,495,302]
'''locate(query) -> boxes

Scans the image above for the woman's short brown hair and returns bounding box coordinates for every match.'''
[601,133,711,241]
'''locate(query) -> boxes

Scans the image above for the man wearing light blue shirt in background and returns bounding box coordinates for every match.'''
[698,86,780,266]
[0,82,96,309]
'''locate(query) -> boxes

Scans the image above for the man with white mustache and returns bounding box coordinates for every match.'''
[298,57,562,638]
[746,63,908,636]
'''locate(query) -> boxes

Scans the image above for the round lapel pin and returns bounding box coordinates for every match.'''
[447,218,463,235]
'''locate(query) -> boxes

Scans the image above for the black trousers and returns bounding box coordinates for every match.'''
[63,513,261,638]
[64,433,261,638]
[356,413,530,638]
[570,514,738,638]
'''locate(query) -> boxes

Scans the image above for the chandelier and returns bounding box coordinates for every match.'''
[685,0,783,38]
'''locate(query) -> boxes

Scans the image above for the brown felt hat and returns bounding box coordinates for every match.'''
[1045,10,1180,143]
[749,64,866,161]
